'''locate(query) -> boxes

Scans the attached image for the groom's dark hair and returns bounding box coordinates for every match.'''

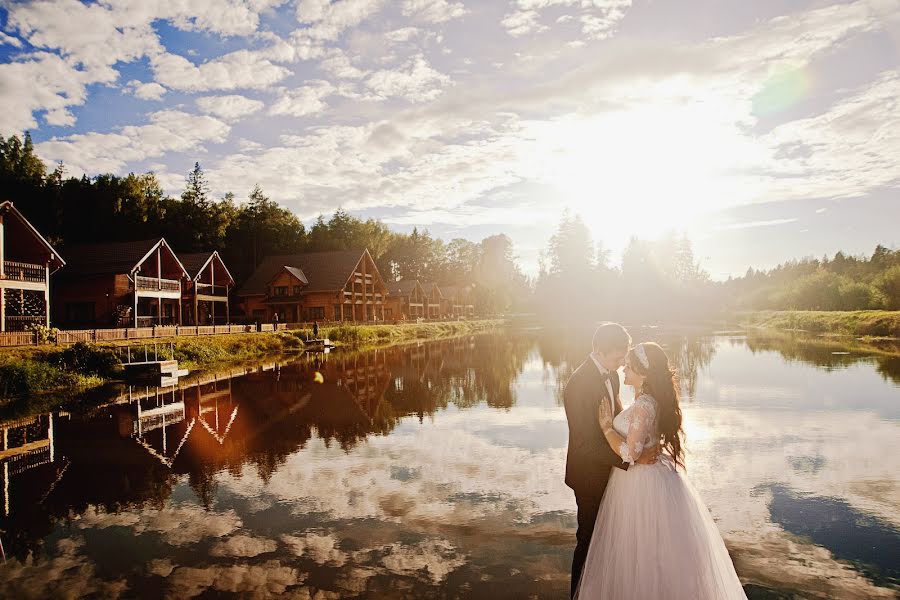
[592,322,631,354]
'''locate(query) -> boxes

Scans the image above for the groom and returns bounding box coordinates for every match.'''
[564,322,650,598]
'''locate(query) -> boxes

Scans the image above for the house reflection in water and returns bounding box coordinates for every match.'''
[0,413,64,517]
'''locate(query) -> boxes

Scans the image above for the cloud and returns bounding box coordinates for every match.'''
[281,532,348,566]
[127,80,168,101]
[151,49,291,92]
[501,10,547,37]
[1,537,129,599]
[364,55,452,102]
[402,0,468,24]
[269,81,335,116]
[209,534,278,557]
[166,561,304,598]
[0,31,23,48]
[35,110,230,174]
[197,94,265,120]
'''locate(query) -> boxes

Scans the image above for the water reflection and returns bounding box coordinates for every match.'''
[0,330,897,598]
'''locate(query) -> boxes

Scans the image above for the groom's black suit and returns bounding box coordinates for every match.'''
[564,357,627,598]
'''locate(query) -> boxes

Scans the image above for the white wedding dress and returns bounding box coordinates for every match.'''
[575,394,747,600]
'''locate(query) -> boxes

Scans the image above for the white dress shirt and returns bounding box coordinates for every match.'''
[590,354,617,416]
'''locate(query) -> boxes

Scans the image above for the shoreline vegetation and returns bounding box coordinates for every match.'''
[739,310,900,339]
[0,319,503,403]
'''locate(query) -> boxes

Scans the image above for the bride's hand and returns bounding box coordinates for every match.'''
[598,405,613,431]
[634,446,659,465]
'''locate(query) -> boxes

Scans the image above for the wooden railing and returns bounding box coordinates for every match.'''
[4,315,44,331]
[1,260,45,284]
[195,283,228,297]
[135,275,180,292]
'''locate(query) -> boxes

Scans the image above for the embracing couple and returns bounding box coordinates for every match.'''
[564,323,746,599]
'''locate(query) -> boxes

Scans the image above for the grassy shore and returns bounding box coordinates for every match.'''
[0,319,502,400]
[739,310,900,338]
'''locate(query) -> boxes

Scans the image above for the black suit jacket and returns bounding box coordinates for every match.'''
[564,358,627,494]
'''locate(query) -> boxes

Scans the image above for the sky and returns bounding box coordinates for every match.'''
[0,0,899,280]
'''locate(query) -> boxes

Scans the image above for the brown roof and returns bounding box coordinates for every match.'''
[421,282,443,298]
[388,279,420,296]
[0,201,65,271]
[178,251,236,284]
[238,249,373,296]
[59,238,187,277]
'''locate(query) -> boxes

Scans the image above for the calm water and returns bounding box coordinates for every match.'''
[1,329,898,599]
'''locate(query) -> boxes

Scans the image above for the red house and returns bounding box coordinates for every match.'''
[53,238,189,328]
[0,201,65,331]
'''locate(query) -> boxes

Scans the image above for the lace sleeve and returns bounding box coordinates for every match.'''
[618,395,657,465]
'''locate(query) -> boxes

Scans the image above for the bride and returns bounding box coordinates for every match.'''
[574,342,747,599]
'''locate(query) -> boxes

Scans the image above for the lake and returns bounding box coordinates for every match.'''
[1,328,898,599]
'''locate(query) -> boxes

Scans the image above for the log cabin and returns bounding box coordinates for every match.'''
[178,251,235,325]
[439,284,475,317]
[53,238,189,328]
[0,201,65,331]
[421,282,443,319]
[237,249,389,323]
[384,279,428,320]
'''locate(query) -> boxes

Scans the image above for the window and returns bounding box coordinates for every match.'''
[65,302,95,324]
[293,285,302,296]
[274,286,288,296]
[333,305,342,320]
[384,308,393,318]
[252,309,265,318]
[307,306,325,320]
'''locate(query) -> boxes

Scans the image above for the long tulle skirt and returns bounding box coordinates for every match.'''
[575,458,747,600]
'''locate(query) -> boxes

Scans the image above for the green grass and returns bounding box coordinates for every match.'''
[0,320,503,401]
[739,310,900,338]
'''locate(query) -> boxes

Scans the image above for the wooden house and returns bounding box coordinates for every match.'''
[237,249,389,323]
[53,238,189,328]
[421,282,443,319]
[384,279,428,320]
[179,251,235,325]
[0,201,65,331]
[439,284,475,317]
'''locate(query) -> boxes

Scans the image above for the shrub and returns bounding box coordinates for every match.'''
[56,342,120,377]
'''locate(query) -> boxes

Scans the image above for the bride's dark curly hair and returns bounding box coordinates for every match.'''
[627,342,685,469]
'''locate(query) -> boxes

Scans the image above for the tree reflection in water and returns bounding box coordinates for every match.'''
[745,330,900,385]
[535,326,717,403]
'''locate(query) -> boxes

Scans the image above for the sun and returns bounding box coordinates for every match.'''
[533,98,760,247]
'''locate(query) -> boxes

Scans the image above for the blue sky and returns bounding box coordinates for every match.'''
[1,0,898,279]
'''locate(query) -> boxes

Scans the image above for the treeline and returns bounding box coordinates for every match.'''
[532,213,718,323]
[0,133,528,313]
[725,246,900,311]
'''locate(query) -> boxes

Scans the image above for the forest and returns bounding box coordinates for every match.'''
[2,133,897,321]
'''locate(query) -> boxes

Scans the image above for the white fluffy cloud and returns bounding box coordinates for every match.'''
[36,110,230,174]
[402,0,468,24]
[196,94,265,120]
[364,55,452,102]
[269,81,335,117]
[127,80,167,101]
[151,50,292,92]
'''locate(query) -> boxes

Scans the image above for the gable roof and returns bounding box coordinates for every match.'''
[0,201,65,271]
[238,249,378,296]
[178,251,235,284]
[421,282,443,299]
[388,279,422,296]
[60,238,188,278]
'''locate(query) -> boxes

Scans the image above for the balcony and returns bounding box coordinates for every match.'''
[1,260,46,284]
[195,283,229,297]
[135,275,181,293]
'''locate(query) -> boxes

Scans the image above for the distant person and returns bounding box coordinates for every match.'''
[273,312,279,326]
[569,331,746,599]
[312,320,319,338]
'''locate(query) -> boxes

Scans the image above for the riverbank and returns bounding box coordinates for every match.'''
[739,310,900,338]
[0,319,503,400]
